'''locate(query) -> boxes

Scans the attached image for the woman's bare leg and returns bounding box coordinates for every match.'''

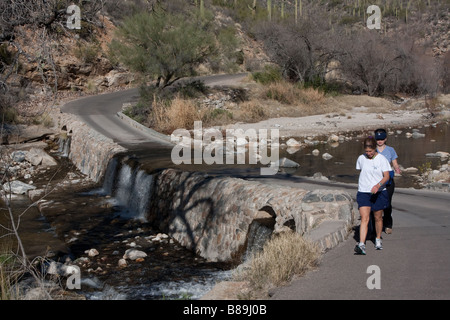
[359,206,371,243]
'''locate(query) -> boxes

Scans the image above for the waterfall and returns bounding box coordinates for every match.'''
[115,164,134,207]
[100,157,119,196]
[99,156,154,222]
[243,220,273,261]
[129,170,153,221]
[58,135,71,157]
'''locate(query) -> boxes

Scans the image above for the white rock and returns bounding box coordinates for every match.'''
[123,249,147,260]
[25,148,58,166]
[118,259,127,267]
[322,153,333,160]
[286,146,301,154]
[403,167,419,173]
[328,134,339,143]
[412,132,425,139]
[2,180,36,195]
[286,138,301,147]
[87,248,99,257]
[436,151,449,160]
[275,157,300,168]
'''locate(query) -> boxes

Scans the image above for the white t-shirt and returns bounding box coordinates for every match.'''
[356,153,391,192]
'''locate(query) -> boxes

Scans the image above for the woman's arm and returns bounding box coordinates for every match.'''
[392,158,401,174]
[371,171,390,194]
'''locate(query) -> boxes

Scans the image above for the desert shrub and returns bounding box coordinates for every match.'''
[73,41,100,64]
[234,232,321,290]
[237,101,266,122]
[262,81,324,105]
[252,65,283,85]
[150,96,201,133]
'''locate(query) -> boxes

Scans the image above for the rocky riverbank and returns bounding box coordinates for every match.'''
[1,92,449,300]
[416,151,450,192]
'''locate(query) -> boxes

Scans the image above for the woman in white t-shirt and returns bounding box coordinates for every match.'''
[354,136,391,255]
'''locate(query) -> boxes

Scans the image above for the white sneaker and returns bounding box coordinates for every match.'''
[375,238,383,250]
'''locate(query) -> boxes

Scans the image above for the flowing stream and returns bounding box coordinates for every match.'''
[280,123,450,187]
[1,122,448,299]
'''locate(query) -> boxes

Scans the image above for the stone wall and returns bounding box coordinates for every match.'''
[149,168,355,262]
[52,110,126,182]
[49,110,355,263]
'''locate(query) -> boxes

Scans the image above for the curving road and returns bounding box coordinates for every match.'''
[62,72,450,300]
[61,73,248,148]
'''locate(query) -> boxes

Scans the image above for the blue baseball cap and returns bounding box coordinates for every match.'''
[375,131,387,140]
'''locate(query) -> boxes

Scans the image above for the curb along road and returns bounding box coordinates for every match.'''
[61,73,248,148]
[62,74,450,300]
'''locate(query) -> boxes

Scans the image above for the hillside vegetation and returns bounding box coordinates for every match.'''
[0,0,448,130]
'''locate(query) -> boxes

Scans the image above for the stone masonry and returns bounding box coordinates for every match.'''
[51,110,355,263]
[149,168,355,262]
[53,110,126,182]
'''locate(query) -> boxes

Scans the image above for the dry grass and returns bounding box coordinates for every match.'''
[262,81,325,106]
[0,243,21,300]
[231,100,267,123]
[151,96,203,133]
[150,95,237,133]
[240,81,349,119]
[234,232,322,293]
[147,81,448,135]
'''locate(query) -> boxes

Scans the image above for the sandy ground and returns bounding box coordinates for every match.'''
[222,102,450,140]
[213,78,450,139]
[201,94,450,301]
[224,109,422,138]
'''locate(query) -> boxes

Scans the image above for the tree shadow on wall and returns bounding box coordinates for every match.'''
[161,170,216,256]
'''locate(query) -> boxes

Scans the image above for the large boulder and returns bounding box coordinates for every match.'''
[25,148,58,166]
[2,180,36,195]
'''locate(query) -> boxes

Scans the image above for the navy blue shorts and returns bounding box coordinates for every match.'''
[357,190,389,212]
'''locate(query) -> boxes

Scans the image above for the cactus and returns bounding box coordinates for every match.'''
[295,0,298,24]
[200,0,205,19]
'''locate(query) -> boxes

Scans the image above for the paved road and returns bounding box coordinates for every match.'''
[61,73,248,148]
[62,72,450,300]
[268,179,450,300]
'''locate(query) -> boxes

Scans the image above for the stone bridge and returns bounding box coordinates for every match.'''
[149,168,354,262]
[54,109,355,263]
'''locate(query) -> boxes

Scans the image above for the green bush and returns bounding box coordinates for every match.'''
[209,108,233,120]
[73,41,100,64]
[177,80,208,99]
[252,65,283,85]
[0,106,18,124]
[0,44,13,72]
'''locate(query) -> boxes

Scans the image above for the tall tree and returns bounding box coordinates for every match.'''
[110,8,217,88]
